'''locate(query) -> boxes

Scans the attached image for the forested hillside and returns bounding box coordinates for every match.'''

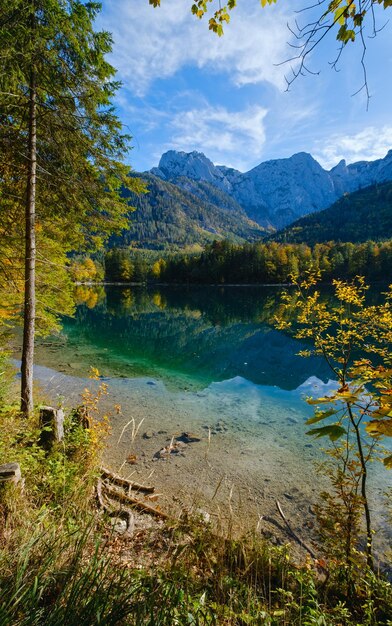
[272,182,392,245]
[103,154,392,252]
[112,174,266,249]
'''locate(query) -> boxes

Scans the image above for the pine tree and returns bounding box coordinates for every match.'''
[0,0,144,415]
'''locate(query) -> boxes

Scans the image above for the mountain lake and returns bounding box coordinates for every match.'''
[20,284,392,557]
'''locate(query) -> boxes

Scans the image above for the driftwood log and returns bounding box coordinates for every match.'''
[96,478,136,534]
[96,478,106,510]
[108,509,135,534]
[275,500,317,559]
[102,482,168,520]
[100,467,154,494]
[96,467,167,529]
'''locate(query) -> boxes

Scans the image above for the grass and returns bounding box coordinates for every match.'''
[0,384,392,625]
[2,510,391,625]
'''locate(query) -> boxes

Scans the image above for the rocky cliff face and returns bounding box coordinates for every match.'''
[329,150,392,196]
[230,152,337,229]
[149,149,392,229]
[151,150,236,193]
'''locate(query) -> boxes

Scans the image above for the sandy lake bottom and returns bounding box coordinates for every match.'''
[29,360,391,563]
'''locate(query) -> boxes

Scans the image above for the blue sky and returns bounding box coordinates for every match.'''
[97,0,392,173]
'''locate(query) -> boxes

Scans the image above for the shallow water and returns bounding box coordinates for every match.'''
[28,285,391,551]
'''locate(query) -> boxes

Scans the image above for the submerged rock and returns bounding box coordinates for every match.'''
[154,440,188,460]
[176,432,201,444]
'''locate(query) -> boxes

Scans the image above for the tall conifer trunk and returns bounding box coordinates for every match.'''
[21,65,37,416]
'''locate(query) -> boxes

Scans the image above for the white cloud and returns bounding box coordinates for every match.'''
[314,126,392,169]
[168,104,268,170]
[98,0,293,95]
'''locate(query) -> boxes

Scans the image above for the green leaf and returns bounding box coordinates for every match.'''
[306,424,346,441]
[306,408,337,425]
[334,7,346,25]
[346,29,355,42]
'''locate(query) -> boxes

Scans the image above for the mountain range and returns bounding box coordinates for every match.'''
[117,149,392,249]
[151,149,392,229]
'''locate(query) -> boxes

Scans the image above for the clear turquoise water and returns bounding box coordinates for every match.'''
[32,285,391,547]
[59,285,331,389]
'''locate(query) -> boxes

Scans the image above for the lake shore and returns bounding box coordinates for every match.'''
[24,358,390,564]
[76,280,295,287]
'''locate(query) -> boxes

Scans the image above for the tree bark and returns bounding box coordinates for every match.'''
[39,406,64,449]
[348,403,373,571]
[21,63,37,417]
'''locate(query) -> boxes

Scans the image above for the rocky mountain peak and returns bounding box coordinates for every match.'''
[156,150,225,184]
[330,159,347,173]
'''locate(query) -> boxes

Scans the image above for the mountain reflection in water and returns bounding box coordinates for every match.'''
[58,284,331,390]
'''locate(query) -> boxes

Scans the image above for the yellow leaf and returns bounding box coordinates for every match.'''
[307,396,335,405]
[366,419,392,437]
[383,455,392,469]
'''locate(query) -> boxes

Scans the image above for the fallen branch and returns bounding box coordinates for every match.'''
[108,509,135,535]
[275,500,317,559]
[96,478,106,510]
[97,479,136,534]
[100,466,155,493]
[102,483,168,520]
[260,514,288,536]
